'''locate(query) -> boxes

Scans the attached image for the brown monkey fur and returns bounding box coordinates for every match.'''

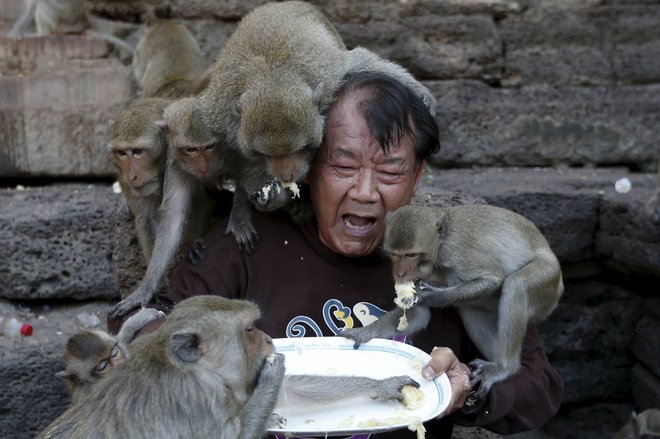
[132,20,210,99]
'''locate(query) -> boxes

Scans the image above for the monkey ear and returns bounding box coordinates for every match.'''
[435,211,448,238]
[312,82,324,107]
[55,370,70,382]
[154,120,169,132]
[170,332,203,363]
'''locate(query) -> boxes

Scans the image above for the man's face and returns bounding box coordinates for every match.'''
[308,91,424,257]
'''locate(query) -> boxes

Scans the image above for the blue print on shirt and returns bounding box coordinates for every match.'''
[285,299,388,337]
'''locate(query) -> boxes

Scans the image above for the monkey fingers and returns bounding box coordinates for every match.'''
[185,239,207,266]
[370,376,420,402]
[225,220,259,253]
[251,180,283,209]
[109,292,149,319]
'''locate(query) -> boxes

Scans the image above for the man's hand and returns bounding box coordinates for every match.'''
[421,346,472,417]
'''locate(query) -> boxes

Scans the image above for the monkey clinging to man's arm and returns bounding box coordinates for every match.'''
[341,204,564,408]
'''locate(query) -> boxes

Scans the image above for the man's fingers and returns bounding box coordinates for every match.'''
[422,346,459,379]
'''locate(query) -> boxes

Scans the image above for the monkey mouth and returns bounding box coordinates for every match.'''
[342,214,376,234]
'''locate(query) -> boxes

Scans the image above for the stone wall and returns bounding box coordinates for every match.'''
[0,1,658,438]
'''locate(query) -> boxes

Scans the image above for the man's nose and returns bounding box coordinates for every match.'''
[350,169,379,203]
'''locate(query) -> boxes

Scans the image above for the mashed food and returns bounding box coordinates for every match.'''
[401,385,424,410]
[281,181,300,198]
[393,282,417,310]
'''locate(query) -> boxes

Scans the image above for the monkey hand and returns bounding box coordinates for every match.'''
[369,376,419,402]
[339,326,378,349]
[414,280,443,305]
[225,217,259,253]
[186,239,207,266]
[109,287,152,319]
[251,180,284,210]
[259,353,286,386]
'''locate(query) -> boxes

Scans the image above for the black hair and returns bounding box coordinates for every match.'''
[335,71,440,161]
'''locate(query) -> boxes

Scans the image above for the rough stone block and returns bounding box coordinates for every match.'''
[0,0,28,22]
[596,190,660,277]
[500,7,611,86]
[553,352,633,404]
[632,363,660,411]
[0,184,120,301]
[0,299,112,439]
[598,5,660,84]
[539,280,643,358]
[426,80,660,169]
[632,298,660,375]
[417,167,619,262]
[337,14,502,82]
[0,35,111,74]
[0,58,132,177]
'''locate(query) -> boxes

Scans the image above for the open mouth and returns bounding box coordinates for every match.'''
[342,214,376,234]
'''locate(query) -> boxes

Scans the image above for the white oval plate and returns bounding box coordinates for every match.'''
[268,337,452,437]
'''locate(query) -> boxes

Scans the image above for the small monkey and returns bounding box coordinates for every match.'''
[56,308,164,403]
[40,296,417,439]
[132,20,210,99]
[108,98,216,317]
[8,0,135,54]
[341,204,564,406]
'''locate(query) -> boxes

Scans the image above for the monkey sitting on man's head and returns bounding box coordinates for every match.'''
[341,204,564,410]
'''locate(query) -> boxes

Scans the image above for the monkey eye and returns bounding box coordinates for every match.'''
[95,360,109,372]
[132,148,144,157]
[245,324,255,332]
[115,150,128,159]
[203,144,216,152]
[405,253,418,259]
[110,345,119,358]
[183,146,198,154]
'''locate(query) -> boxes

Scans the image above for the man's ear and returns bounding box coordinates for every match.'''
[412,160,425,193]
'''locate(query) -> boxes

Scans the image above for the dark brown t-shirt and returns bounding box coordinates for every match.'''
[109,211,563,439]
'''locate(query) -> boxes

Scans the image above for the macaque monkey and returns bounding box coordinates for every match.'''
[55,308,164,404]
[154,97,297,251]
[108,97,216,317]
[7,0,134,54]
[341,204,564,405]
[39,296,417,439]
[132,20,211,99]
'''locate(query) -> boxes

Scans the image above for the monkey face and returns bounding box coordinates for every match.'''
[238,86,324,183]
[176,144,220,179]
[112,147,162,196]
[308,91,424,257]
